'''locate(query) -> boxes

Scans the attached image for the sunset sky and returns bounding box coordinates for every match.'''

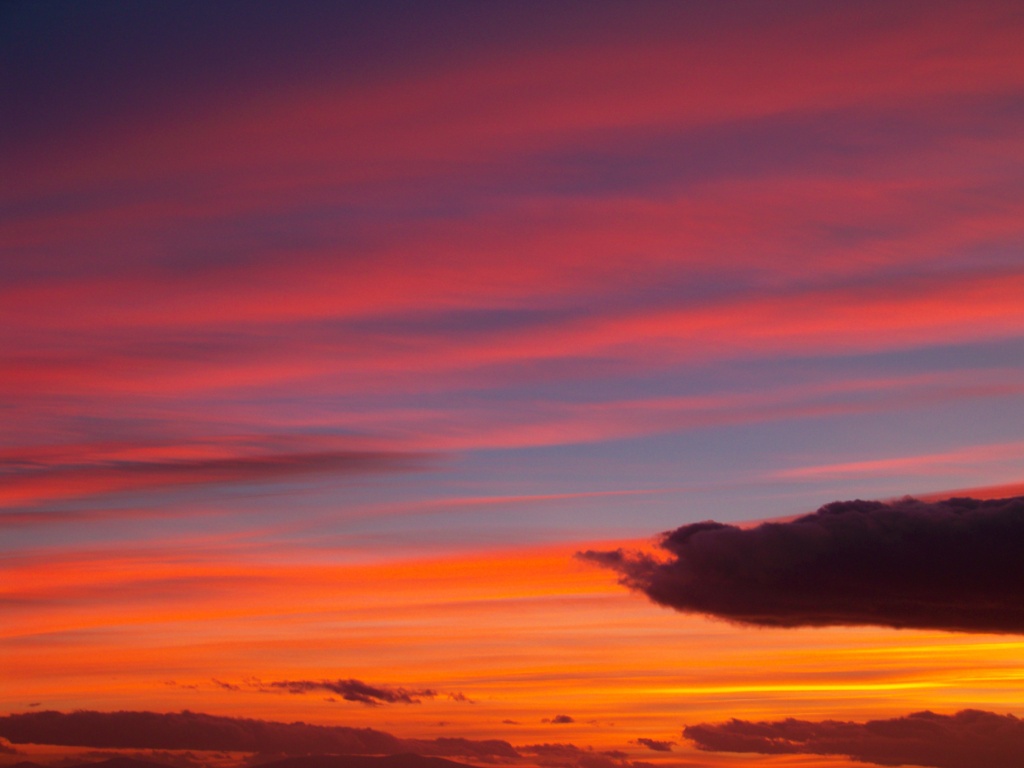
[3,2,1024,768]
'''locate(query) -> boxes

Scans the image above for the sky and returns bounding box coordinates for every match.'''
[3,1,1024,767]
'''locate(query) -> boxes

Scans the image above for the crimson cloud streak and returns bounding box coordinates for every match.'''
[581,495,1024,633]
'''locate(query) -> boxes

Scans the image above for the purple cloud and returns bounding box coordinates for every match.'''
[633,739,673,752]
[684,709,1024,768]
[581,495,1024,633]
[266,679,437,706]
[0,711,516,758]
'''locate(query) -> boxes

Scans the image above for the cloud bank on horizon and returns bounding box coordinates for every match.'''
[0,711,518,759]
[582,495,1024,633]
[8,707,1024,768]
[684,709,1024,768]
[0,711,656,768]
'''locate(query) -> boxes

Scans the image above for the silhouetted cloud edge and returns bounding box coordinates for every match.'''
[580,495,1024,633]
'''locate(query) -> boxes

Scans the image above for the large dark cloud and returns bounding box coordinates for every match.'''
[0,711,516,759]
[580,495,1024,633]
[266,680,437,706]
[684,709,1024,768]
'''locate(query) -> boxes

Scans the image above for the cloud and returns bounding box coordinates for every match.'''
[71,749,212,768]
[580,495,1024,633]
[542,716,575,725]
[403,738,518,760]
[0,435,430,509]
[684,709,1024,768]
[0,736,19,754]
[0,711,516,759]
[519,744,650,768]
[633,739,673,752]
[520,744,587,758]
[266,679,437,706]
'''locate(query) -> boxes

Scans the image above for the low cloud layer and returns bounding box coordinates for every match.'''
[684,709,1024,768]
[267,679,437,706]
[0,711,516,758]
[519,742,643,768]
[581,495,1024,633]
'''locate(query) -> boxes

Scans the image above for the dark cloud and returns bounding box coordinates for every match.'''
[0,711,516,759]
[50,758,173,768]
[0,736,18,754]
[519,744,634,768]
[60,756,482,768]
[266,679,437,706]
[520,744,586,758]
[542,716,574,725]
[250,755,491,768]
[580,495,1024,633]
[72,751,209,768]
[684,709,1024,768]
[403,738,518,760]
[633,739,673,753]
[570,757,616,768]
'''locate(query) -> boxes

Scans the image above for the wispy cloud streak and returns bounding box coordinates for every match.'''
[0,434,428,507]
